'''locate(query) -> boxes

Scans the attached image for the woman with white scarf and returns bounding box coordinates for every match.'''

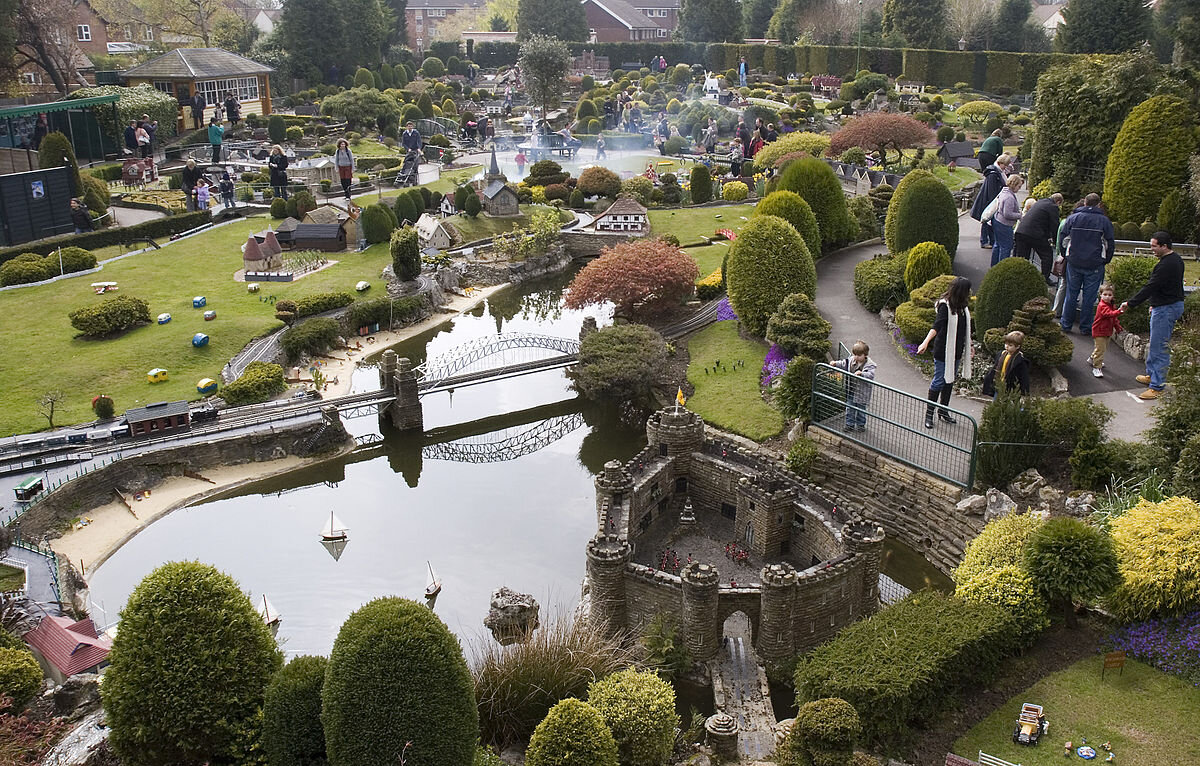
[916,277,973,429]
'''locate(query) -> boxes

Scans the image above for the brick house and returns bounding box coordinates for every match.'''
[582,0,667,42]
[124,400,191,437]
[404,0,486,51]
[630,0,679,35]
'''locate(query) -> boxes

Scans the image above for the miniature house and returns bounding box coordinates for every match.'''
[125,400,191,437]
[243,234,283,272]
[481,181,520,217]
[294,205,359,251]
[593,197,649,234]
[439,196,457,217]
[23,617,112,685]
[273,217,301,248]
[416,213,454,250]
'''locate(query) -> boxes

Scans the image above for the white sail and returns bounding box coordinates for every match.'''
[259,595,280,625]
[320,511,348,540]
[425,561,442,597]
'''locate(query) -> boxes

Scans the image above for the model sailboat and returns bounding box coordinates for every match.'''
[425,561,442,598]
[258,595,281,634]
[320,511,349,541]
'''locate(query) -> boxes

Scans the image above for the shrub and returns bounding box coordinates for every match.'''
[270,197,288,221]
[954,512,1044,585]
[587,668,678,766]
[262,655,328,766]
[291,190,317,219]
[0,256,51,286]
[421,56,446,77]
[102,562,282,766]
[983,297,1074,368]
[777,157,856,247]
[526,699,619,766]
[976,391,1044,487]
[281,317,341,360]
[884,169,957,259]
[360,202,396,244]
[295,291,353,317]
[1107,256,1156,333]
[0,647,42,712]
[974,257,1046,342]
[1108,496,1200,622]
[390,227,420,281]
[773,355,815,420]
[393,192,419,226]
[565,239,698,321]
[322,597,477,766]
[464,193,482,218]
[571,324,667,407]
[1102,95,1197,225]
[794,592,1017,750]
[853,256,906,313]
[569,188,585,208]
[544,183,570,201]
[1024,516,1120,627]
[1156,188,1195,243]
[766,293,831,359]
[893,273,955,344]
[69,295,151,337]
[268,114,287,143]
[784,436,819,474]
[222,361,287,405]
[779,697,861,766]
[526,159,568,187]
[38,131,82,193]
[578,165,620,198]
[80,174,111,218]
[695,267,723,300]
[755,191,821,258]
[1035,397,1113,454]
[753,131,831,170]
[848,195,879,242]
[285,125,304,143]
[346,296,424,330]
[92,394,115,419]
[955,565,1049,647]
[902,242,951,294]
[840,147,869,166]
[689,164,712,203]
[722,181,749,201]
[621,177,654,206]
[827,113,935,168]
[727,216,817,336]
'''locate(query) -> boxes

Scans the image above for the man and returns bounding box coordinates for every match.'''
[70,198,94,234]
[736,117,751,151]
[1058,192,1116,337]
[401,121,422,159]
[765,122,778,142]
[1014,192,1063,282]
[1120,231,1186,400]
[977,128,1003,170]
[190,91,206,131]
[703,117,718,154]
[181,159,203,212]
[208,117,224,165]
[123,120,138,155]
[738,56,747,88]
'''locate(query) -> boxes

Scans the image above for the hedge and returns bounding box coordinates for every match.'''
[295,291,354,317]
[280,317,341,360]
[262,655,328,766]
[0,646,43,711]
[852,256,906,314]
[1102,95,1197,225]
[345,296,425,330]
[0,210,212,264]
[884,169,957,259]
[222,361,287,405]
[69,295,151,337]
[793,591,1019,750]
[0,246,97,286]
[974,257,1046,342]
[726,215,817,336]
[526,699,619,766]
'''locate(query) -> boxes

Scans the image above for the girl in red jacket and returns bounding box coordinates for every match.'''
[1090,283,1124,378]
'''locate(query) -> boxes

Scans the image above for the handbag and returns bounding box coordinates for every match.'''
[980,195,1000,222]
[1052,256,1066,277]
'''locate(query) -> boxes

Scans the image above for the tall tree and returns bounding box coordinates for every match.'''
[1156,0,1200,63]
[991,0,1030,49]
[519,34,570,118]
[881,0,947,48]
[0,0,17,85]
[946,0,995,49]
[1057,0,1150,53]
[679,0,743,42]
[516,0,586,41]
[384,0,408,49]
[15,0,88,93]
[486,0,518,31]
[279,0,387,81]
[743,0,775,39]
[211,12,259,54]
[93,0,226,45]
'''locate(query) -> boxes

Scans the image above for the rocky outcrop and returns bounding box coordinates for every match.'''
[483,587,540,645]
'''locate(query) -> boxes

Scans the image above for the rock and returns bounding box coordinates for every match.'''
[435,266,460,292]
[1049,367,1070,396]
[1038,485,1064,511]
[956,494,987,516]
[483,587,540,645]
[772,718,795,745]
[54,673,102,719]
[1064,491,1097,517]
[1008,469,1047,504]
[984,488,1017,522]
[499,744,526,765]
[39,709,108,765]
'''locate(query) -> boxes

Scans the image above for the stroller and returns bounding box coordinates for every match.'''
[394,149,421,188]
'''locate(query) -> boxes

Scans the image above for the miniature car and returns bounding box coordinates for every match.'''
[1012,702,1047,746]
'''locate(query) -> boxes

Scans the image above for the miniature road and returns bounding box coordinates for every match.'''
[2,546,63,616]
[710,612,778,760]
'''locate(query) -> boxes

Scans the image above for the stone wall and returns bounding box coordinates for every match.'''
[454,246,574,286]
[561,231,636,259]
[806,428,979,574]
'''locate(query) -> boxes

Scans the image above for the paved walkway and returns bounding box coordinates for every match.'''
[711,612,777,761]
[2,544,62,615]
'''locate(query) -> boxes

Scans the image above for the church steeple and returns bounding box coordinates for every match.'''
[485,146,507,184]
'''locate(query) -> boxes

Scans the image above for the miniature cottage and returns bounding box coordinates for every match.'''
[416,213,454,250]
[23,617,112,684]
[294,205,359,251]
[593,196,649,234]
[481,181,520,217]
[439,195,457,217]
[243,234,282,272]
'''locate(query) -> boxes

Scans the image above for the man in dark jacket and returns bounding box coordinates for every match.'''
[1121,231,1186,399]
[124,121,138,154]
[181,159,204,212]
[401,122,422,153]
[190,92,206,131]
[970,161,1007,248]
[1057,193,1116,336]
[736,118,751,151]
[1014,193,1063,281]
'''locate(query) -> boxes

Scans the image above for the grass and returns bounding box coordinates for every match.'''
[929,164,983,191]
[686,242,731,277]
[685,320,784,441]
[0,563,25,592]
[445,205,571,243]
[0,215,396,435]
[374,164,482,199]
[649,204,756,280]
[953,657,1200,766]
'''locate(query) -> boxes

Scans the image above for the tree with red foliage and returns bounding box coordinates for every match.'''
[565,239,700,320]
[828,113,935,170]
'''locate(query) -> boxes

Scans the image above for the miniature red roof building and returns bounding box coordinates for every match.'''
[24,616,112,679]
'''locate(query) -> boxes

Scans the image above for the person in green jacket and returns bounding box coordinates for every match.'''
[208,118,225,165]
[977,129,1003,170]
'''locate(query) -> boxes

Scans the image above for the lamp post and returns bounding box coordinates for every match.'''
[958,36,968,51]
[856,0,864,75]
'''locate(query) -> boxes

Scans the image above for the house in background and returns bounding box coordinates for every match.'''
[121,48,274,132]
[581,0,667,42]
[593,196,648,234]
[404,0,486,51]
[23,617,113,684]
[1031,1,1067,37]
[630,0,679,35]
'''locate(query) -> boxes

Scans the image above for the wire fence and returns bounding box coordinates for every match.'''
[810,362,979,488]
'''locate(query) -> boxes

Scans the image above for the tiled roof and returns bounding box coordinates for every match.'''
[304,206,348,226]
[600,196,648,217]
[587,0,663,29]
[482,181,515,199]
[124,400,190,422]
[274,217,301,232]
[408,0,485,8]
[122,48,273,80]
[24,617,112,676]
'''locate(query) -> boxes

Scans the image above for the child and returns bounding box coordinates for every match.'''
[729,138,743,178]
[1090,283,1123,378]
[983,330,1031,396]
[514,149,527,176]
[195,179,210,211]
[830,341,877,432]
[219,172,236,209]
[596,134,606,160]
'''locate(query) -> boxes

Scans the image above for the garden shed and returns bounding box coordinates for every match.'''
[124,400,191,437]
[121,48,274,133]
[292,223,346,252]
[481,181,519,217]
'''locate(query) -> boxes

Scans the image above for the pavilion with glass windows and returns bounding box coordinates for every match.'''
[0,93,121,175]
[121,48,274,133]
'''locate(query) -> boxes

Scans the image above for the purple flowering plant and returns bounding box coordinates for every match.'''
[1104,610,1200,686]
[761,343,791,386]
[716,297,738,321]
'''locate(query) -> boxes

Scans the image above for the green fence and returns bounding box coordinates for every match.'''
[810,362,978,488]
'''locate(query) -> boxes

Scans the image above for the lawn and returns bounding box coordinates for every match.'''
[685,320,784,441]
[954,657,1200,766]
[649,204,757,247]
[686,242,731,277]
[929,164,982,191]
[0,215,396,435]
[445,204,572,243]
[0,563,25,592]
[375,164,482,198]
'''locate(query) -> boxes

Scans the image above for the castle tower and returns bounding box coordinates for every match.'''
[586,534,632,637]
[645,407,705,472]
[734,470,798,558]
[681,561,721,661]
[594,460,633,532]
[841,516,886,617]
[757,562,798,660]
[386,356,423,431]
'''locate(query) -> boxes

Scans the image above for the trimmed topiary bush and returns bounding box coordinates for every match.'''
[726,216,817,336]
[902,241,952,294]
[101,562,283,766]
[578,166,622,199]
[361,202,396,244]
[774,355,815,420]
[893,273,955,344]
[322,597,477,766]
[222,361,287,405]
[587,668,678,766]
[955,565,1049,647]
[391,227,421,281]
[722,181,749,201]
[1024,516,1120,627]
[755,190,821,260]
[766,293,831,359]
[853,256,906,313]
[689,164,713,203]
[271,197,288,218]
[779,697,861,766]
[974,257,1046,342]
[1156,188,1195,244]
[983,297,1074,367]
[776,157,856,247]
[526,699,619,766]
[1102,95,1197,225]
[0,646,43,712]
[263,655,328,766]
[69,295,151,337]
[954,511,1045,585]
[464,193,482,218]
[1108,255,1156,333]
[884,169,958,259]
[1108,496,1200,622]
[295,291,353,317]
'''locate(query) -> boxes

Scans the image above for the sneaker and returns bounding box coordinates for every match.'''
[1136,374,1152,385]
[1139,388,1161,400]
[1092,367,1104,378]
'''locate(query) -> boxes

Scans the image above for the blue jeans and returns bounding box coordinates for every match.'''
[980,220,993,247]
[845,403,867,429]
[1060,263,1104,335]
[1146,301,1185,390]
[991,221,1014,266]
[932,358,962,391]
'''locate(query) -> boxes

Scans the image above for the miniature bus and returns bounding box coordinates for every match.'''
[14,476,44,502]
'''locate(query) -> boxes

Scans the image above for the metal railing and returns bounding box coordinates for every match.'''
[810,362,979,488]
[8,533,62,605]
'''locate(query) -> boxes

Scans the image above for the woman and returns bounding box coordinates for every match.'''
[268,145,289,201]
[916,277,973,429]
[970,152,1013,249]
[991,174,1024,266]
[224,91,241,127]
[334,139,355,200]
[748,129,764,159]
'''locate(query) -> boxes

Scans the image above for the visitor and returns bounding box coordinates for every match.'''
[977,128,1004,170]
[522,110,534,135]
[557,123,581,151]
[213,100,224,125]
[334,138,355,200]
[990,174,1024,266]
[738,56,747,87]
[195,178,211,210]
[190,90,206,131]
[515,149,527,176]
[982,330,1031,397]
[1120,231,1185,400]
[656,112,670,154]
[603,98,615,130]
[748,128,764,159]
[970,153,1012,248]
[1014,192,1063,282]
[916,277,973,429]
[70,198,94,234]
[702,118,718,154]
[208,117,224,165]
[830,340,876,432]
[145,116,158,155]
[225,91,241,127]
[595,134,606,161]
[1052,199,1086,317]
[1058,192,1115,336]
[1089,283,1123,379]
[729,137,744,178]
[401,121,423,154]
[765,122,778,142]
[134,121,150,159]
[219,171,236,209]
[268,145,289,201]
[123,119,138,155]
[735,117,751,150]
[477,114,490,144]
[181,159,203,212]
